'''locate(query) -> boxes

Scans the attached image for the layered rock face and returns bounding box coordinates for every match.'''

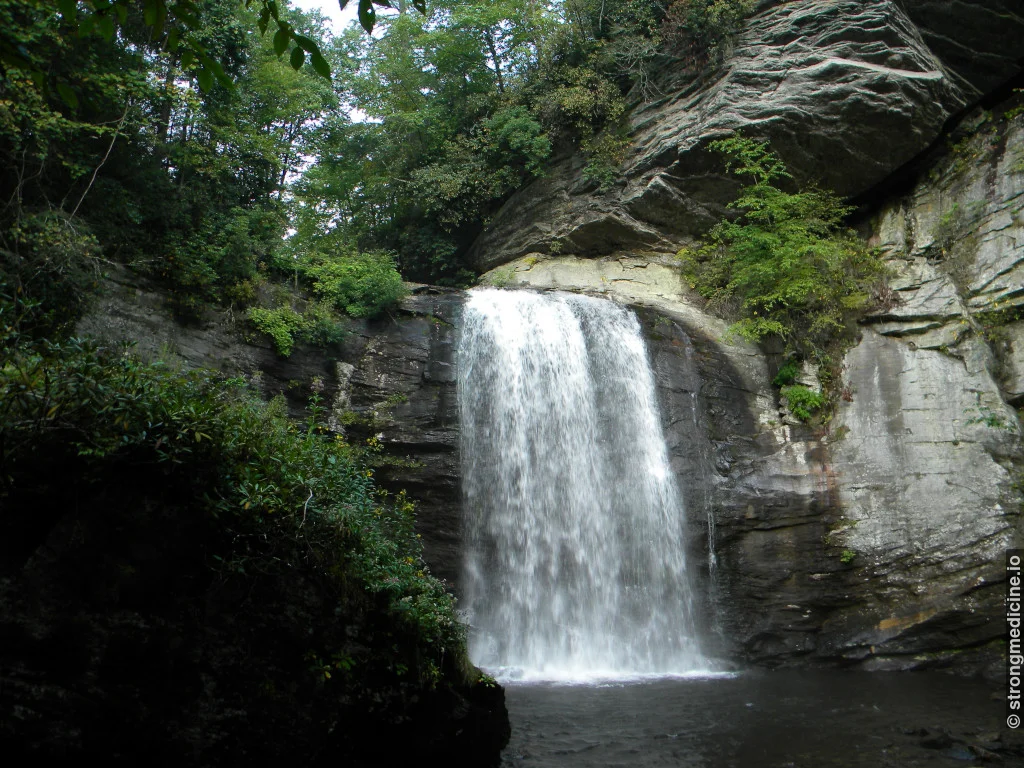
[77,268,467,588]
[822,103,1024,669]
[74,0,1024,677]
[456,0,1024,673]
[468,0,1024,271]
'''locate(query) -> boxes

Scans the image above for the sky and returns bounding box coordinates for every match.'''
[289,0,360,35]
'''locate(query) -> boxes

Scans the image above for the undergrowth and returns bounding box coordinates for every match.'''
[246,250,406,356]
[0,322,465,687]
[679,136,890,422]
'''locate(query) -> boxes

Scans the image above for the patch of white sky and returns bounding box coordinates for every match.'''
[287,0,381,123]
[282,2,371,231]
[288,0,359,36]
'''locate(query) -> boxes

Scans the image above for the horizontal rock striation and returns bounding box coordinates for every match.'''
[468,0,1024,271]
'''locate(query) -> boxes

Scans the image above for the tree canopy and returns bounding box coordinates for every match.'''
[0,0,755,341]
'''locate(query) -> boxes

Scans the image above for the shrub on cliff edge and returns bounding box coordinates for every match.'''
[679,135,888,361]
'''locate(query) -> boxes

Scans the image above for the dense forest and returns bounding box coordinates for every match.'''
[1,0,752,335]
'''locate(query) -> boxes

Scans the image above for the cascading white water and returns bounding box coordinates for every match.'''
[458,288,704,681]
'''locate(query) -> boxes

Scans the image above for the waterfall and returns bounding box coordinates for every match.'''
[458,288,704,681]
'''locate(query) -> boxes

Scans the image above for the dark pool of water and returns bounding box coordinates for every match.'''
[501,670,1021,767]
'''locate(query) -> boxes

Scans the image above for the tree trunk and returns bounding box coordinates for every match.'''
[155,60,175,155]
[483,29,505,94]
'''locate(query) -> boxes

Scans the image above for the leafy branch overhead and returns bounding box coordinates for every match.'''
[2,0,423,97]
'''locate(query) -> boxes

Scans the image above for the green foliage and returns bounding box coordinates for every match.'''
[1,0,348,318]
[1006,90,1024,121]
[298,2,641,283]
[6,0,401,91]
[772,358,800,387]
[478,672,499,688]
[306,251,406,319]
[487,266,516,288]
[301,299,348,346]
[248,305,307,356]
[408,107,551,231]
[679,136,888,359]
[484,106,552,176]
[780,384,826,422]
[532,65,626,144]
[245,248,404,355]
[247,300,347,357]
[964,405,1014,431]
[582,132,630,191]
[0,327,464,683]
[840,549,856,564]
[662,0,754,69]
[0,210,101,337]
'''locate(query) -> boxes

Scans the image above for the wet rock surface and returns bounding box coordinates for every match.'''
[333,291,465,588]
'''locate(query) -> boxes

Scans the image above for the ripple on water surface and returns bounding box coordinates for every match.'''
[501,670,1021,768]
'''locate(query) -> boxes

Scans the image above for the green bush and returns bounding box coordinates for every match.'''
[780,384,826,422]
[0,210,101,337]
[247,301,347,357]
[483,106,552,176]
[0,332,465,682]
[662,0,754,69]
[772,358,800,387]
[300,300,348,347]
[582,132,631,191]
[532,66,627,145]
[248,305,307,356]
[306,251,407,319]
[679,136,888,360]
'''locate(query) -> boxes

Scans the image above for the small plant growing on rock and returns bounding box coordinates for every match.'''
[679,136,888,360]
[248,305,306,356]
[780,384,826,422]
[1005,90,1024,122]
[840,549,856,564]
[489,267,517,288]
[247,301,346,357]
[964,405,1014,431]
[582,132,631,191]
[772,358,800,387]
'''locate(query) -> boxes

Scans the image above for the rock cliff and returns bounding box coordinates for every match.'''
[74,0,1024,677]
[77,267,467,588]
[467,0,1024,271]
